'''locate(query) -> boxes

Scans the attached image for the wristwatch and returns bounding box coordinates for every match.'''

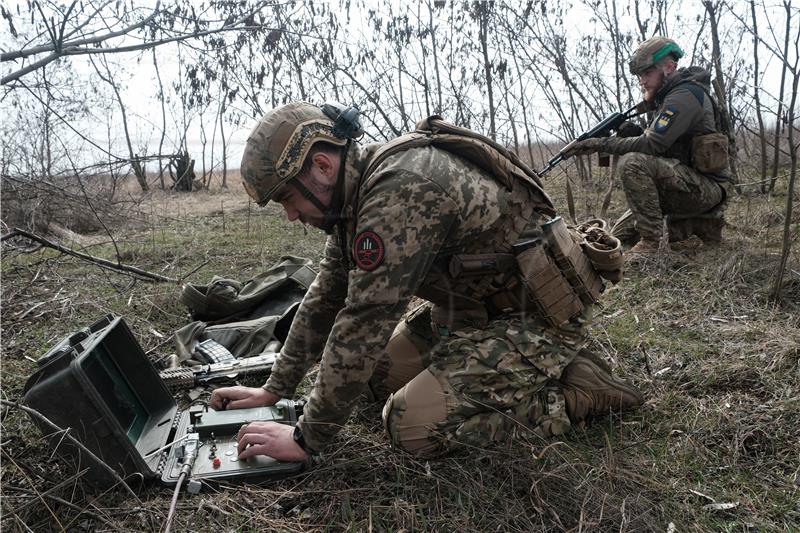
[292,424,311,454]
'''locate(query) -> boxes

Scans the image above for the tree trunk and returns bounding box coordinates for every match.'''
[428,0,443,113]
[95,59,148,191]
[703,1,739,189]
[501,73,519,155]
[220,100,228,189]
[750,0,768,190]
[771,7,799,301]
[477,1,496,140]
[768,1,792,194]
[153,48,167,190]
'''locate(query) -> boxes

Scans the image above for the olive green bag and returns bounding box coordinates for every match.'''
[173,255,317,364]
[692,132,729,173]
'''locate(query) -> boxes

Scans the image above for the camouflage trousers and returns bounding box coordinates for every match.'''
[372,304,588,457]
[618,152,725,241]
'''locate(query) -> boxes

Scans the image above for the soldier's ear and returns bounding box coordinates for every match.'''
[661,58,678,75]
[311,152,338,185]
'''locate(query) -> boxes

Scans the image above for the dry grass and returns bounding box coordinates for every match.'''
[1,167,798,532]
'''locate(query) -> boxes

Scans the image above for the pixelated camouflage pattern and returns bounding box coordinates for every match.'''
[382,313,587,456]
[264,143,376,399]
[240,102,347,205]
[628,36,684,74]
[265,141,561,451]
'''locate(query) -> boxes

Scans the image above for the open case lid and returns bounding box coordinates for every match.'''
[24,315,179,484]
[24,315,304,490]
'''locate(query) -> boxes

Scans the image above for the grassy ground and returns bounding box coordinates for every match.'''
[1,170,798,532]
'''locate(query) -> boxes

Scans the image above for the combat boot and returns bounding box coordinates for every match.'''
[576,347,612,374]
[560,355,643,427]
[627,238,660,256]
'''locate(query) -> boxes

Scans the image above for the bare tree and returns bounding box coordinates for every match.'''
[1,1,275,86]
[90,56,148,191]
[770,2,799,301]
[768,1,793,193]
[153,48,168,190]
[703,1,740,189]
[472,1,497,140]
[747,0,769,188]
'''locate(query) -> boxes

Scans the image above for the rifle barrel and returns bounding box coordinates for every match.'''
[537,103,641,177]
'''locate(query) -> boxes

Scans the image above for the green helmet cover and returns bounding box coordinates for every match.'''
[629,37,685,74]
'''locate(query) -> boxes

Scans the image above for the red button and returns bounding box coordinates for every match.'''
[212,457,221,468]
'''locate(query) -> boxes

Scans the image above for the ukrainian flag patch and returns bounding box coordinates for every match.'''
[654,106,678,133]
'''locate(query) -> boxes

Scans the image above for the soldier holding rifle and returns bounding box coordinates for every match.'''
[563,37,732,254]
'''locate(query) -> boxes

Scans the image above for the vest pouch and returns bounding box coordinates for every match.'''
[692,132,729,173]
[542,217,604,305]
[514,241,583,328]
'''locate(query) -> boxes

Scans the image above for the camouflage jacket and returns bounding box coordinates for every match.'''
[264,142,552,451]
[599,67,720,166]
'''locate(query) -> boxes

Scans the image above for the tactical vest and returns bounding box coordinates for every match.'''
[663,80,730,175]
[350,117,622,328]
[360,116,555,212]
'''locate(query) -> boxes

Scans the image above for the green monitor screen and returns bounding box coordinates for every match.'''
[80,343,147,442]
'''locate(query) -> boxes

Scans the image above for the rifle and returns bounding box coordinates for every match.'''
[539,104,640,176]
[159,352,277,390]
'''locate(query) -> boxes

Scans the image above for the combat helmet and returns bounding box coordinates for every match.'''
[629,36,685,75]
[240,101,362,206]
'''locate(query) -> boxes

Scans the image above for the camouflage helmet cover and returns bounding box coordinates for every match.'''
[240,102,348,205]
[629,36,685,75]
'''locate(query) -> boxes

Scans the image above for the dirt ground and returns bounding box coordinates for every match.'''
[1,170,798,532]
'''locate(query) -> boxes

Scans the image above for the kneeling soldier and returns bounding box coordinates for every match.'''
[211,102,643,461]
[564,36,732,254]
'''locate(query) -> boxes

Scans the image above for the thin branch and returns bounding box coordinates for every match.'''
[1,2,162,62]
[0,228,179,283]
[1,2,276,85]
[0,400,140,499]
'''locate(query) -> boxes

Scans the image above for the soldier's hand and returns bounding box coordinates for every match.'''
[563,138,605,159]
[616,121,644,138]
[209,386,280,411]
[236,421,308,462]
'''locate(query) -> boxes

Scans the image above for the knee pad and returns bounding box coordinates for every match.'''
[369,305,434,400]
[382,370,447,456]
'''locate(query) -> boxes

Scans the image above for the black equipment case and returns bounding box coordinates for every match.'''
[23,315,303,490]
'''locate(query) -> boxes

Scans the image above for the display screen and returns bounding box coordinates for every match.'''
[80,343,147,442]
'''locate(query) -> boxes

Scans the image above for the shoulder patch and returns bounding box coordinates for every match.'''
[654,106,679,133]
[353,230,385,271]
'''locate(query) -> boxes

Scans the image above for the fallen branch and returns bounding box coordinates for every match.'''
[9,489,119,530]
[1,227,178,283]
[1,399,140,499]
[10,468,90,514]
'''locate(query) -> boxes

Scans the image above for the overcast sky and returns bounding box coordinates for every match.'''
[1,0,794,178]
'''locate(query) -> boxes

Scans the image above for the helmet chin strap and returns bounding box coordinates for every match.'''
[289,141,350,235]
